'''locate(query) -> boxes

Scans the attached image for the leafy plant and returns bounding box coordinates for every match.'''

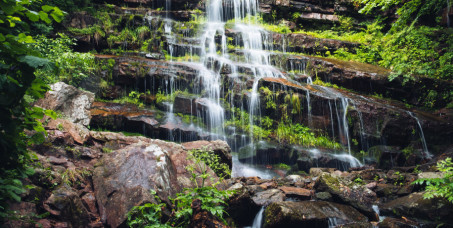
[276,122,342,149]
[0,0,62,219]
[413,158,453,203]
[170,155,233,227]
[127,190,170,228]
[189,148,231,180]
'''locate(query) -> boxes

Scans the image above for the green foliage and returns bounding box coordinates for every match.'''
[127,190,170,228]
[189,148,231,180]
[355,0,449,30]
[354,176,364,185]
[260,86,277,110]
[0,0,62,219]
[274,163,291,171]
[171,157,234,227]
[260,116,273,129]
[276,122,342,149]
[126,150,234,227]
[413,158,453,203]
[31,34,97,86]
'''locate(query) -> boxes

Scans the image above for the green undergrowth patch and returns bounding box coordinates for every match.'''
[276,122,342,149]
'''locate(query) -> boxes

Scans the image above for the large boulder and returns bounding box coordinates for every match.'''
[93,141,178,227]
[314,173,378,221]
[263,201,368,228]
[93,139,229,227]
[381,192,453,224]
[225,183,260,226]
[35,82,95,126]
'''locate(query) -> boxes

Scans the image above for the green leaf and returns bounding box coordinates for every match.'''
[41,5,54,12]
[26,11,39,22]
[19,56,51,68]
[17,33,34,43]
[44,110,57,119]
[39,11,51,24]
[50,8,64,23]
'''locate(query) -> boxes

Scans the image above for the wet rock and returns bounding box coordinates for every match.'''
[252,189,285,206]
[173,95,198,115]
[238,141,296,165]
[226,183,260,226]
[263,201,368,228]
[297,149,361,172]
[90,101,160,137]
[35,82,95,126]
[367,146,404,170]
[381,192,453,224]
[278,186,312,200]
[314,173,378,221]
[374,183,399,198]
[43,185,90,227]
[378,217,419,228]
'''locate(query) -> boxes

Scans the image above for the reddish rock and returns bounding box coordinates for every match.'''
[47,119,90,144]
[43,185,90,227]
[82,193,98,214]
[35,219,52,228]
[279,186,312,200]
[259,181,277,190]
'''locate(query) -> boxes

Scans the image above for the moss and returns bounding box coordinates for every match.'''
[321,173,341,192]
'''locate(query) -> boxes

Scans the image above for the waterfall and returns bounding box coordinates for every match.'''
[328,217,338,228]
[306,77,313,127]
[407,111,432,158]
[248,207,265,228]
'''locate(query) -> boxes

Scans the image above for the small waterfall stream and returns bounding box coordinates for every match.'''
[407,111,432,158]
[249,207,265,228]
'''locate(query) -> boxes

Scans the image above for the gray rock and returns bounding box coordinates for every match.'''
[35,82,94,126]
[252,189,285,206]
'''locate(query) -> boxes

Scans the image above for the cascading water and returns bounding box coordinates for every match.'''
[407,111,432,158]
[153,0,367,177]
[249,207,265,228]
[306,76,313,127]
